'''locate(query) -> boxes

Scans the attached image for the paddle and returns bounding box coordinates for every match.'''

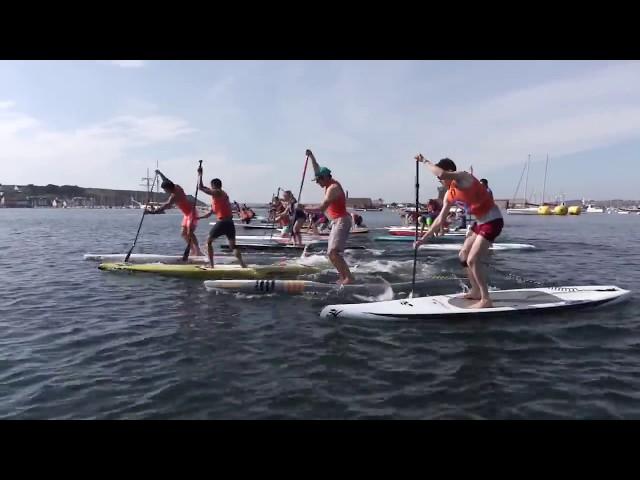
[410,159,420,298]
[182,160,203,262]
[124,171,159,263]
[289,154,310,244]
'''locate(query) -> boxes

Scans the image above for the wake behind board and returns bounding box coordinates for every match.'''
[98,262,320,280]
[320,285,630,320]
[419,243,535,251]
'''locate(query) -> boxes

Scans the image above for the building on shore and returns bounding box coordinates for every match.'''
[0,190,31,208]
[344,197,373,209]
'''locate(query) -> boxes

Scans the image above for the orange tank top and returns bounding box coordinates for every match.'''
[211,191,233,220]
[446,175,495,218]
[174,185,194,216]
[325,179,348,220]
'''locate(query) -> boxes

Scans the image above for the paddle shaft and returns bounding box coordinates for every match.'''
[125,171,159,262]
[410,159,420,297]
[182,160,203,261]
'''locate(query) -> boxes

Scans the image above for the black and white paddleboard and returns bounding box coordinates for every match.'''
[319,285,630,320]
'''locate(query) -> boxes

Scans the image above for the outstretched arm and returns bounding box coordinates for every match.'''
[415,194,453,245]
[151,193,176,214]
[414,154,472,187]
[155,169,169,183]
[198,209,214,220]
[306,149,320,176]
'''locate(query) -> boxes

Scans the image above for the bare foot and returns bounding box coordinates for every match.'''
[462,291,481,300]
[470,298,493,309]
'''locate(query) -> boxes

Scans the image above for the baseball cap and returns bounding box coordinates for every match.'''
[312,166,332,181]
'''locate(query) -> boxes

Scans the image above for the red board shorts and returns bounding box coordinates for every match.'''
[471,218,503,242]
[181,211,199,230]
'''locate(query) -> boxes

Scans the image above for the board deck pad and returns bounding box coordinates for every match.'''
[448,290,564,309]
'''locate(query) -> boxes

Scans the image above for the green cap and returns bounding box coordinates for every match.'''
[313,167,332,181]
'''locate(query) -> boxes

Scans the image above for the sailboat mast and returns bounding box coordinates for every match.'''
[524,154,531,206]
[155,160,159,205]
[542,154,549,205]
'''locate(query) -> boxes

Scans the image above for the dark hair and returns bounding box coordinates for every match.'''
[211,178,222,188]
[480,178,488,186]
[161,180,175,191]
[435,158,457,172]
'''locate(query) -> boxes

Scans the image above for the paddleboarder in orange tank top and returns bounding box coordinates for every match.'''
[413,154,504,308]
[149,169,204,257]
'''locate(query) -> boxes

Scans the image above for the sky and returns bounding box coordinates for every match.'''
[0,60,639,203]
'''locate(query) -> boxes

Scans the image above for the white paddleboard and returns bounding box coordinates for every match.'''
[320,285,630,320]
[234,235,328,243]
[293,227,370,235]
[419,243,535,251]
[209,221,277,230]
[204,279,391,297]
[385,226,467,236]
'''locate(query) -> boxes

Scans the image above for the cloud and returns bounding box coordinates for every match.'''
[106,60,146,68]
[3,61,639,201]
[410,61,640,170]
[0,106,195,188]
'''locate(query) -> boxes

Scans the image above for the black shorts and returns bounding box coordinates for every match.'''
[209,219,236,241]
[294,210,306,222]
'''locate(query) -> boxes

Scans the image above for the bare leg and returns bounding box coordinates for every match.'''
[328,249,355,285]
[207,237,215,268]
[293,219,303,245]
[466,235,493,308]
[228,239,246,268]
[181,227,190,250]
[459,232,481,299]
[189,229,204,256]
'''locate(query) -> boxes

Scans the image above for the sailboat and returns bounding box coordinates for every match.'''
[507,154,539,215]
[132,165,165,213]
